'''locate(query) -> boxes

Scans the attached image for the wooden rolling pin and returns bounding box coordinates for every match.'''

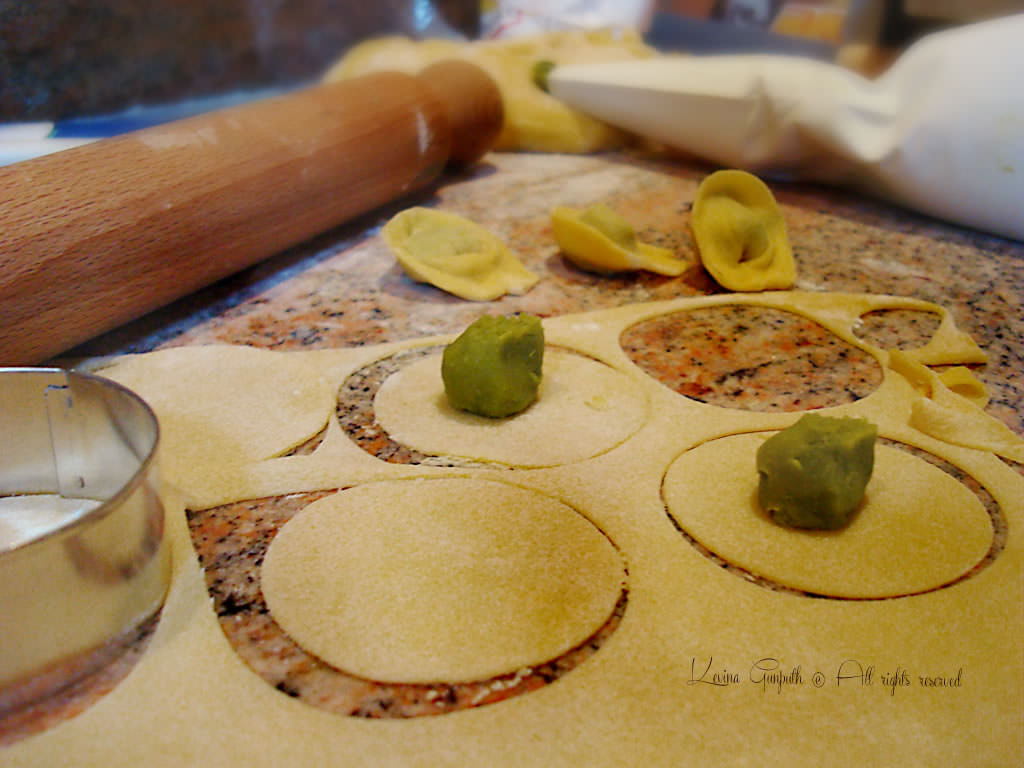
[0,60,503,365]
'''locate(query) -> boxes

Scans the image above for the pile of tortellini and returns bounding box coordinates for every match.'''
[324,28,658,154]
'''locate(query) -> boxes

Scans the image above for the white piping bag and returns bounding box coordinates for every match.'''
[549,15,1024,241]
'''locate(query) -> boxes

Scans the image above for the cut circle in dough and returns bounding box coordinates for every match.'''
[101,345,335,484]
[620,306,881,412]
[261,477,625,684]
[663,433,993,598]
[373,348,648,466]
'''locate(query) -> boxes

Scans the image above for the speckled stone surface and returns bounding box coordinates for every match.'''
[6,149,1023,742]
[72,150,1024,434]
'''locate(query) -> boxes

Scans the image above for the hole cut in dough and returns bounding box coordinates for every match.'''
[855,309,941,351]
[620,306,881,411]
[663,433,993,599]
[261,477,626,684]
[373,349,648,466]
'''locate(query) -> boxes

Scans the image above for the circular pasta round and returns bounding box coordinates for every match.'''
[261,478,625,683]
[102,345,335,485]
[663,433,993,598]
[373,349,648,466]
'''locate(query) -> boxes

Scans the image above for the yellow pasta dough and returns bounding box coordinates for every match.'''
[691,170,796,291]
[324,30,658,153]
[550,203,686,275]
[886,349,1024,461]
[261,478,625,683]
[99,345,336,500]
[7,291,1021,768]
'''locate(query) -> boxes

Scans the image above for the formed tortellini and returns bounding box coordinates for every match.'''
[382,207,539,301]
[551,203,686,275]
[690,170,795,291]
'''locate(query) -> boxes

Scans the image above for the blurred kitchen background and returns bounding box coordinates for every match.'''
[1,0,1021,122]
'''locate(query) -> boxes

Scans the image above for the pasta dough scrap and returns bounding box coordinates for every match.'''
[893,311,988,366]
[324,30,659,153]
[664,433,993,598]
[374,348,648,466]
[887,349,1024,462]
[937,366,989,408]
[261,477,625,683]
[910,399,1024,463]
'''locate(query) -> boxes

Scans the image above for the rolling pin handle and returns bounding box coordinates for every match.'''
[420,59,504,168]
[0,61,504,365]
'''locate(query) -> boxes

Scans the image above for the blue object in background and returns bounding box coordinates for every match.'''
[0,86,287,166]
[47,86,288,138]
[646,11,835,58]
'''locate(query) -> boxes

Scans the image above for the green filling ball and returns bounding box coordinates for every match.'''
[441,314,544,418]
[756,414,877,530]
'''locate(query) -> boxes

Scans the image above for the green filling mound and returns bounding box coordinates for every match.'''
[441,314,544,418]
[756,414,877,530]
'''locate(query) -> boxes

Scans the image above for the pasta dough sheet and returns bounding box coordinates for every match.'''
[8,292,1022,767]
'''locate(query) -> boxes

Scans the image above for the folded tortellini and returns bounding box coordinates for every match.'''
[551,203,685,275]
[382,207,539,301]
[690,170,795,292]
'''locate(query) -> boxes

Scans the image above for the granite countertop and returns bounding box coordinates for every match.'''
[73,149,1024,433]
[4,148,1023,742]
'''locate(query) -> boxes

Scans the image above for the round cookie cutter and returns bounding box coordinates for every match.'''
[0,368,170,713]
